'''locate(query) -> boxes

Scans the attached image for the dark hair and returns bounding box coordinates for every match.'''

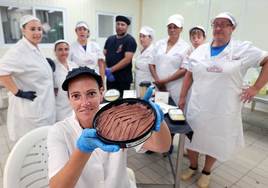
[66,74,102,97]
[46,58,55,72]
[189,28,206,38]
[116,15,131,25]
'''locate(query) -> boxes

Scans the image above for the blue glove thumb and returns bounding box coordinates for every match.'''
[77,129,120,153]
[150,102,164,132]
[105,68,111,75]
[143,86,154,101]
[143,86,163,131]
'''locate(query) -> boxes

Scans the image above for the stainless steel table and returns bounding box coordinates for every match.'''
[251,94,268,111]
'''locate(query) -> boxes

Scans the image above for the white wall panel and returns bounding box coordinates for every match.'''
[142,0,268,51]
[142,0,211,42]
[243,0,268,49]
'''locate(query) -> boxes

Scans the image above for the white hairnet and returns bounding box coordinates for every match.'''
[213,12,237,27]
[20,15,40,29]
[54,39,70,49]
[189,25,206,36]
[75,21,89,30]
[167,14,184,28]
[139,26,155,39]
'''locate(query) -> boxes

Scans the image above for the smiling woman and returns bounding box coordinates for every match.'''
[47,66,171,188]
[0,14,56,141]
[21,19,43,46]
[68,74,102,127]
[53,40,78,121]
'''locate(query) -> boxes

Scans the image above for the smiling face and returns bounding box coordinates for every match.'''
[116,21,128,36]
[68,75,103,128]
[55,42,69,63]
[212,18,235,46]
[22,20,43,46]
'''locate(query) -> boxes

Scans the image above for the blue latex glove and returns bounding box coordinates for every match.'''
[15,89,37,101]
[143,86,154,101]
[77,129,120,153]
[105,68,115,82]
[143,86,164,132]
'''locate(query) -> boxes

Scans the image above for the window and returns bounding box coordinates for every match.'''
[0,5,65,44]
[36,9,64,43]
[98,14,113,38]
[97,13,133,38]
[0,6,32,44]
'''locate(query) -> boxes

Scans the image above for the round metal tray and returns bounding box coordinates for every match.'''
[93,98,156,148]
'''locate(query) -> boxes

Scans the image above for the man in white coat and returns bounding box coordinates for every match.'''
[178,12,268,188]
[0,15,56,141]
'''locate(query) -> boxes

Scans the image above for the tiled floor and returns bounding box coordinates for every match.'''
[0,108,268,188]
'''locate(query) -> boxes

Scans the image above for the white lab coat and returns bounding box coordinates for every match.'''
[183,46,196,114]
[54,60,78,121]
[47,115,137,188]
[0,37,56,141]
[152,38,190,104]
[69,41,104,73]
[135,44,154,94]
[185,40,268,161]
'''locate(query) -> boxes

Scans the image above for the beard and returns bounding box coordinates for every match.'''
[117,32,126,37]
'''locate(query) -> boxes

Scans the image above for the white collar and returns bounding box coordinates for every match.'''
[22,37,40,52]
[69,114,84,136]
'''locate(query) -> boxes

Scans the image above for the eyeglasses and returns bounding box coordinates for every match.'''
[211,23,233,29]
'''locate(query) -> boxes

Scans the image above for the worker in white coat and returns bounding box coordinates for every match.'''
[54,40,78,121]
[69,21,105,80]
[0,15,56,141]
[183,26,206,112]
[149,14,190,104]
[182,26,207,156]
[178,12,268,188]
[189,26,206,54]
[47,66,171,188]
[135,26,155,95]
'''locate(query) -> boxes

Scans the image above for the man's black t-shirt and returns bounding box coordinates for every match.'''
[104,34,137,83]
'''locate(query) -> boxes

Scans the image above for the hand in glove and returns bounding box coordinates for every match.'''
[15,89,37,101]
[77,129,120,153]
[143,86,164,132]
[105,68,115,82]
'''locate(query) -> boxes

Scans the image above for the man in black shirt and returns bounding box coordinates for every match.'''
[104,15,137,97]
